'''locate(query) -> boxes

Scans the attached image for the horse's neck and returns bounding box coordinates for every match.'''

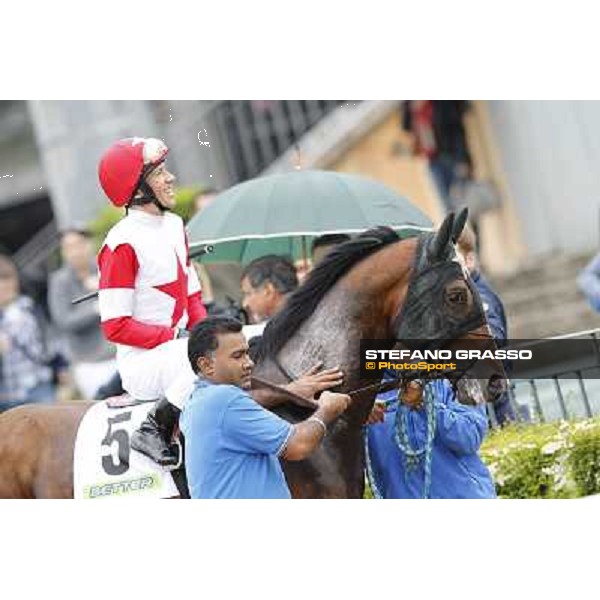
[262,243,412,384]
[274,287,363,382]
[259,240,415,498]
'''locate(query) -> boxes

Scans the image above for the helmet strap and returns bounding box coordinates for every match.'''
[127,162,169,213]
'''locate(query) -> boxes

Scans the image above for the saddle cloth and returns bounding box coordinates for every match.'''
[74,399,179,500]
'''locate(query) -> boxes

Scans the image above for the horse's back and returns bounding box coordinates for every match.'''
[0,402,92,498]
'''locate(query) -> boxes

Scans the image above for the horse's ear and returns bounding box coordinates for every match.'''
[430,212,455,260]
[451,207,469,244]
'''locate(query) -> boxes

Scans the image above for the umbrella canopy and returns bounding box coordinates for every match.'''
[187,170,433,264]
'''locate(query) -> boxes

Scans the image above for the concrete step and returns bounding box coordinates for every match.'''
[506,297,599,339]
[495,278,585,313]
[482,251,600,339]
[491,252,594,287]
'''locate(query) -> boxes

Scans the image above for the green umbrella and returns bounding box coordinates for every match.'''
[187,170,432,264]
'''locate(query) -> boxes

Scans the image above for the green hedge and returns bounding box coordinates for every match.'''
[363,417,600,499]
[481,418,600,498]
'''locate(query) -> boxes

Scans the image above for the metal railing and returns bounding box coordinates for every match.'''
[492,328,600,425]
[212,100,350,183]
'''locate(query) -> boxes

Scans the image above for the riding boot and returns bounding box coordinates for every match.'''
[130,399,181,468]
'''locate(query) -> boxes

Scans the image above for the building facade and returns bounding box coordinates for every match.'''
[1,100,599,279]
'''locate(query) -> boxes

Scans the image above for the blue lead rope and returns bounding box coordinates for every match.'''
[364,429,384,499]
[365,383,437,499]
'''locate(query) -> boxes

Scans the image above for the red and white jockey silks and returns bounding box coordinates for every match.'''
[98,210,207,364]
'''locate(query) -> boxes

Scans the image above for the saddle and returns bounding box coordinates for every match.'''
[73,399,190,499]
[104,394,187,495]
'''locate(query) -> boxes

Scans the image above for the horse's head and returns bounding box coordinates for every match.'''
[392,208,507,405]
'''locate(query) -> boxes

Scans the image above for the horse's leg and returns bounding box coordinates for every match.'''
[0,403,91,499]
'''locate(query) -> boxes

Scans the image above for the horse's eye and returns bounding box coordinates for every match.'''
[446,288,468,305]
[444,283,471,318]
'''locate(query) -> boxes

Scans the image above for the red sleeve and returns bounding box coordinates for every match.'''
[101,316,175,349]
[187,289,208,329]
[98,243,175,349]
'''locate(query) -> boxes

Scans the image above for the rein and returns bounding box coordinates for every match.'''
[251,368,403,411]
[270,354,407,398]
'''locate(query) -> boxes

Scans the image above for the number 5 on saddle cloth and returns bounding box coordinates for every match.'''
[73,398,189,499]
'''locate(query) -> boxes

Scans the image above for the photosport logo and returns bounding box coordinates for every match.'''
[360,340,534,379]
[360,337,600,380]
[364,348,460,374]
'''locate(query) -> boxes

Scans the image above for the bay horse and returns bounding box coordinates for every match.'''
[0,210,504,498]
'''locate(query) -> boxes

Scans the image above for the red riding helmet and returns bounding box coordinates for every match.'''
[98,137,169,207]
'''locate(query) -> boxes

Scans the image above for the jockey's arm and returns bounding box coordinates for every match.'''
[187,290,208,328]
[98,243,177,349]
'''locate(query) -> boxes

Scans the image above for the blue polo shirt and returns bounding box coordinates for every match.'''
[180,379,293,499]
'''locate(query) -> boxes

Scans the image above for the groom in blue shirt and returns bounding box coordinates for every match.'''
[181,316,351,499]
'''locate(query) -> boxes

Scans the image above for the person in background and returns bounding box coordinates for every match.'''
[240,255,298,330]
[239,254,344,397]
[291,233,352,285]
[456,223,506,342]
[577,252,600,312]
[456,221,522,425]
[181,317,351,498]
[366,377,496,499]
[0,255,55,412]
[240,239,353,326]
[293,258,311,285]
[48,228,117,400]
[311,233,351,267]
[401,101,472,214]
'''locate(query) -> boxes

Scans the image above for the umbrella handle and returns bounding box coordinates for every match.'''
[189,244,214,259]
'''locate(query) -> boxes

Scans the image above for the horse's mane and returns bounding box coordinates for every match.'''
[257,226,400,361]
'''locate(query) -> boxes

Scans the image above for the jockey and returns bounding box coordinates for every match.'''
[97,137,208,467]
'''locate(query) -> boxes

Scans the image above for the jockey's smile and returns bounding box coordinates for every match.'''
[144,162,177,211]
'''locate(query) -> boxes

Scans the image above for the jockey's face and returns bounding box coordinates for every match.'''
[240,276,282,324]
[146,162,176,210]
[201,332,254,390]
